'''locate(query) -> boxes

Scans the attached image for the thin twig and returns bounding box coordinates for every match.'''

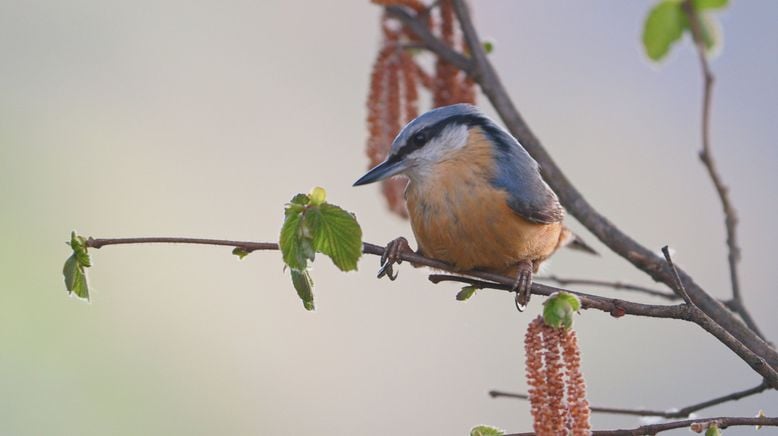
[680,0,763,340]
[506,416,777,436]
[537,274,678,301]
[661,246,693,305]
[387,0,778,385]
[490,380,769,418]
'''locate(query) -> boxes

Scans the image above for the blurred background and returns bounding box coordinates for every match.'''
[1,1,776,434]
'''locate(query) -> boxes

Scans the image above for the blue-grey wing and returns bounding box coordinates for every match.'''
[482,124,564,224]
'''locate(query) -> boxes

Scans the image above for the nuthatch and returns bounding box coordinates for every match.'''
[354,104,595,309]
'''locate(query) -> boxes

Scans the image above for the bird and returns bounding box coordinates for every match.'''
[353,103,595,309]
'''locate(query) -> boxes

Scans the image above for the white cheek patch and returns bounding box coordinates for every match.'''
[409,124,469,163]
[404,124,469,182]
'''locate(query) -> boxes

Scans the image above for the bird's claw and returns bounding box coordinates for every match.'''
[378,237,411,281]
[512,261,534,312]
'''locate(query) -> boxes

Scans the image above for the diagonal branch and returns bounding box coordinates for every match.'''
[386,0,778,383]
[489,379,769,419]
[680,0,763,340]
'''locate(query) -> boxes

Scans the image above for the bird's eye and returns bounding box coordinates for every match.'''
[413,132,426,145]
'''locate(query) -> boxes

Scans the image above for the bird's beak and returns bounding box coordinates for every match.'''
[353,157,406,186]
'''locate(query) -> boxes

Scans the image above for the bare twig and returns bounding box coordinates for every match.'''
[536,274,678,301]
[661,246,693,305]
[386,0,778,386]
[505,416,777,436]
[680,0,763,340]
[490,379,769,418]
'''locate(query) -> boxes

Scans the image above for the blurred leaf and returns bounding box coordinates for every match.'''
[232,247,250,260]
[290,269,315,311]
[642,0,687,61]
[698,13,722,54]
[310,203,362,272]
[470,425,504,436]
[456,286,478,301]
[542,292,581,329]
[705,424,722,436]
[694,0,728,10]
[63,254,89,300]
[482,40,494,54]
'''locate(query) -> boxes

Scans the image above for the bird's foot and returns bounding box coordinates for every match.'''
[512,260,534,311]
[378,237,413,280]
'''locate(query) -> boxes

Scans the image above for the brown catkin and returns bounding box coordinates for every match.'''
[542,326,567,435]
[526,317,550,435]
[562,328,591,435]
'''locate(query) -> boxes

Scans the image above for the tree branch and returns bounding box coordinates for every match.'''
[490,380,769,419]
[84,235,778,386]
[680,0,763,341]
[384,0,777,385]
[506,416,777,436]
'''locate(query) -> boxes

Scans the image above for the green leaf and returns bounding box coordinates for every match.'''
[310,203,362,272]
[705,424,722,436]
[232,247,250,260]
[694,0,728,10]
[482,40,494,54]
[70,231,91,267]
[542,292,581,329]
[290,269,315,311]
[280,203,314,270]
[642,0,687,61]
[470,425,505,436]
[63,254,89,300]
[456,286,478,301]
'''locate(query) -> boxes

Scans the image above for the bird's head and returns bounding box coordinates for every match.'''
[354,103,488,186]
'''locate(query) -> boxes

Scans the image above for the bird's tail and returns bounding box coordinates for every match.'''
[559,227,599,256]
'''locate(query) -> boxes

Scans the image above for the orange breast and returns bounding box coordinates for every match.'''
[405,129,562,275]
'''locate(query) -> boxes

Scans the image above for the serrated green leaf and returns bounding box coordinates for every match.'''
[542,292,581,329]
[232,247,250,260]
[63,254,89,300]
[470,425,505,436]
[290,269,315,311]
[705,424,722,436]
[280,204,314,270]
[694,0,728,10]
[642,0,687,61]
[310,203,362,272]
[456,286,478,301]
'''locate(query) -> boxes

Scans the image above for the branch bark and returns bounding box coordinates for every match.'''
[506,416,777,436]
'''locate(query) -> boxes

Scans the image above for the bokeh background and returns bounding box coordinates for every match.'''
[2,1,776,435]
